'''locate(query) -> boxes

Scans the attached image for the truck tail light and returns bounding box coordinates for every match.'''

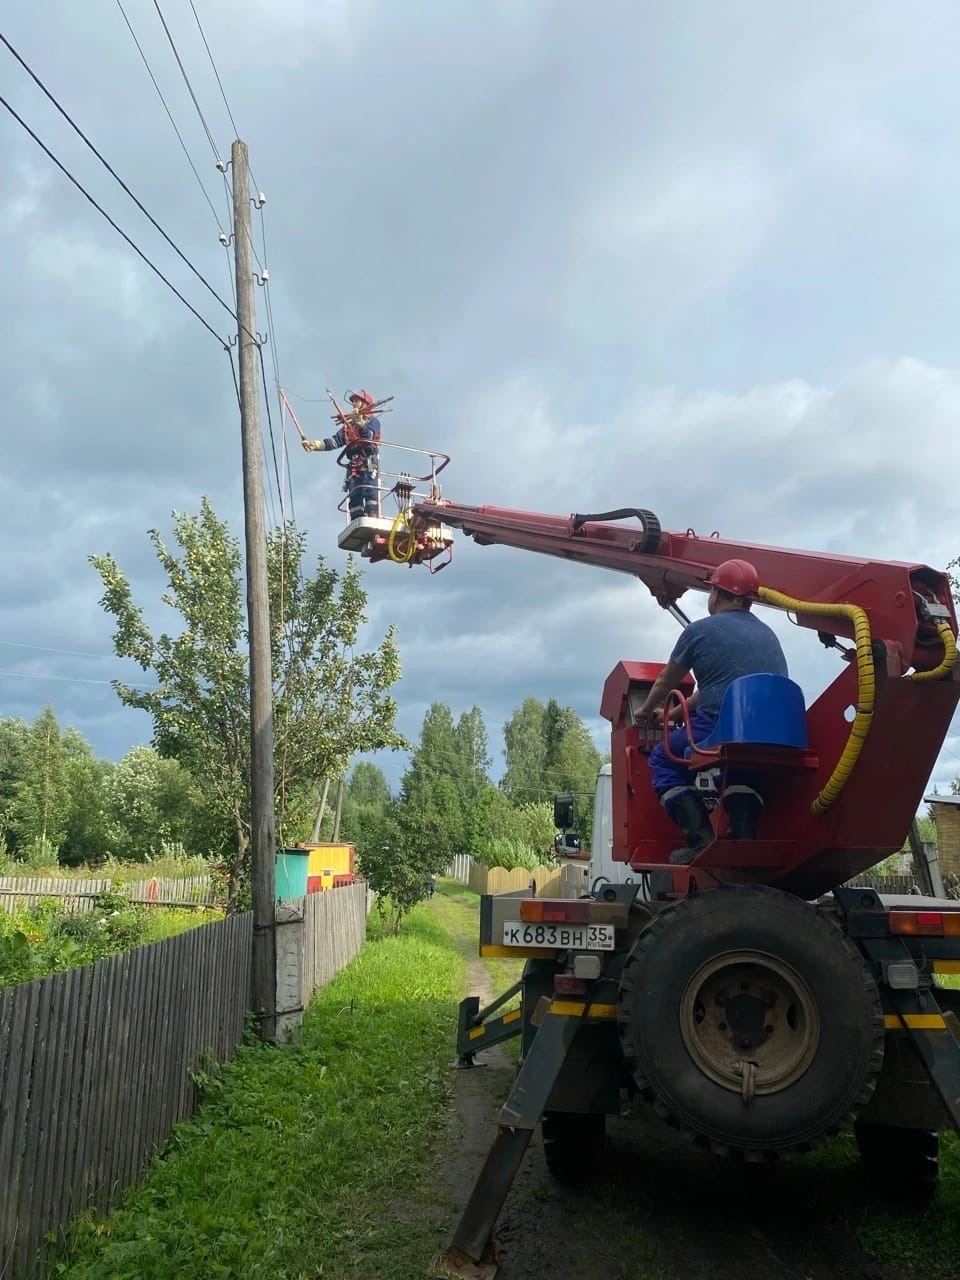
[888,910,960,937]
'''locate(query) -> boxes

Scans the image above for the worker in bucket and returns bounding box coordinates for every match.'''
[635,559,788,863]
[302,390,381,520]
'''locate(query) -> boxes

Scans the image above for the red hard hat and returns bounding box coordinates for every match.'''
[705,558,761,598]
[348,389,375,408]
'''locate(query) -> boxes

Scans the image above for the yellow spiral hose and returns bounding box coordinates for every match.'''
[387,508,416,563]
[757,587,875,818]
[904,621,958,682]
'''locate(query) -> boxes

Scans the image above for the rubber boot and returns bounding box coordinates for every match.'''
[667,792,715,865]
[723,790,763,840]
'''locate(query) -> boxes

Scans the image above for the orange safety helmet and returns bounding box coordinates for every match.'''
[705,559,761,599]
[348,389,375,410]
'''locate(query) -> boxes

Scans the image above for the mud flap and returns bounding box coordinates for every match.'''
[432,996,589,1279]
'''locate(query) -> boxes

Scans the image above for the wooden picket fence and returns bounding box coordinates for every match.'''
[446,854,585,899]
[1,912,252,1279]
[302,882,370,1000]
[0,874,219,915]
[1,879,373,1280]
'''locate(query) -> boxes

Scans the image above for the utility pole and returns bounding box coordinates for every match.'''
[232,138,277,1040]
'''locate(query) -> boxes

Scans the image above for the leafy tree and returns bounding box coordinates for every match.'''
[0,717,30,853]
[102,746,209,862]
[453,707,492,809]
[9,706,70,864]
[357,805,449,933]
[60,732,112,866]
[464,784,515,859]
[502,697,547,804]
[545,707,603,840]
[502,696,601,839]
[92,499,404,906]
[400,703,465,854]
[467,788,554,864]
[346,762,392,808]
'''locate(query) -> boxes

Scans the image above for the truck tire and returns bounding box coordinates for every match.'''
[541,1111,605,1178]
[617,884,883,1157]
[854,1123,939,1204]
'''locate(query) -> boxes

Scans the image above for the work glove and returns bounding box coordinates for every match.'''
[302,439,329,452]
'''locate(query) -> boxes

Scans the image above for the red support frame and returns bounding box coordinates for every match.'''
[411,500,960,898]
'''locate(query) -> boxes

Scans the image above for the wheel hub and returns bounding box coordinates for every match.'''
[679,949,820,1097]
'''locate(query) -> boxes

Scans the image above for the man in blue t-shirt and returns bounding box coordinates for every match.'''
[636,559,788,863]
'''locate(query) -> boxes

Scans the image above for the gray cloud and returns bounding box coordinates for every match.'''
[2,0,960,803]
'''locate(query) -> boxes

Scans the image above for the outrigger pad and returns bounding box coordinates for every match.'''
[431,1244,499,1280]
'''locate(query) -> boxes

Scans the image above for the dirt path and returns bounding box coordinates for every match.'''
[435,902,929,1280]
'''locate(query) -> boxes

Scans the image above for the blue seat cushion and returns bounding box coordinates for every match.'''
[696,674,808,751]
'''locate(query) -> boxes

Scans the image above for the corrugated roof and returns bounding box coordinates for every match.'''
[924,794,960,806]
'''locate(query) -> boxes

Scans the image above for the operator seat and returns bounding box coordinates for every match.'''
[695,673,808,752]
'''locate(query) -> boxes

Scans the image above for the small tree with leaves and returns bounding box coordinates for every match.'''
[92,498,404,907]
[358,803,450,933]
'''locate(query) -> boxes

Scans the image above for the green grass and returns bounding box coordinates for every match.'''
[434,879,524,997]
[787,1130,960,1277]
[56,901,464,1280]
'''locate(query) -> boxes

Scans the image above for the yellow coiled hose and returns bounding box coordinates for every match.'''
[905,621,958,682]
[757,587,875,818]
[387,508,416,563]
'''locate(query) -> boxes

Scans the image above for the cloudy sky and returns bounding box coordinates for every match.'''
[3,0,960,799]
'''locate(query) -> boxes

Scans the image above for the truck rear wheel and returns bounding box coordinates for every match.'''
[854,1123,939,1204]
[617,884,884,1157]
[541,1111,605,1178]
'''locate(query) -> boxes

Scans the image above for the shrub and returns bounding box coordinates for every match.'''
[473,837,542,872]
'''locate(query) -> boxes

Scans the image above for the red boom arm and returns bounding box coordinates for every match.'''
[408,499,959,897]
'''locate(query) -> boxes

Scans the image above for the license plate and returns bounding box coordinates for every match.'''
[501,921,615,951]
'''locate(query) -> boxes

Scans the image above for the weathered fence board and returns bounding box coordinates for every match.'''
[0,875,218,915]
[446,855,583,899]
[1,912,253,1279]
[302,883,369,1002]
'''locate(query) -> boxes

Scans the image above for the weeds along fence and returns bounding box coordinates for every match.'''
[2,882,373,1278]
[1,911,252,1280]
[0,875,218,915]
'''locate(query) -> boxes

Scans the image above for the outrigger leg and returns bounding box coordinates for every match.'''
[433,996,588,1279]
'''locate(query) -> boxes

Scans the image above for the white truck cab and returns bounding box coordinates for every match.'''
[589,763,647,893]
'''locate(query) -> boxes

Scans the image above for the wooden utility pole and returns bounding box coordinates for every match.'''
[232,138,277,1040]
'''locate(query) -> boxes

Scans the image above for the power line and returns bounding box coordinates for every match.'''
[188,0,239,143]
[0,639,117,660]
[187,0,265,217]
[151,0,222,164]
[0,92,226,345]
[168,4,295,529]
[113,0,224,235]
[258,343,284,525]
[1,32,238,327]
[0,668,156,690]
